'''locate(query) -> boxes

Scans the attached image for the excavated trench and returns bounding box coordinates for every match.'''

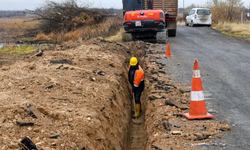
[125,41,168,150]
[0,39,232,150]
[126,53,149,150]
[117,40,150,150]
[116,40,232,150]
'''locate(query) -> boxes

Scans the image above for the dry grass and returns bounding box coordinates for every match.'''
[0,18,39,32]
[213,22,250,42]
[213,22,250,35]
[105,28,124,42]
[0,18,39,42]
[35,33,50,41]
[177,21,185,25]
[0,15,122,44]
[35,16,123,44]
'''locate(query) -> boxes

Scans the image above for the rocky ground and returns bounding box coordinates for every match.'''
[143,45,231,149]
[0,38,231,150]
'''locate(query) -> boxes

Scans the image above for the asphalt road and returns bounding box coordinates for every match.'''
[160,25,250,150]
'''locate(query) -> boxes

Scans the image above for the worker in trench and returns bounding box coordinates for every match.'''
[128,57,144,118]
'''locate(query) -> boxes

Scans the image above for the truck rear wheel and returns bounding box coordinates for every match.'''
[168,29,176,37]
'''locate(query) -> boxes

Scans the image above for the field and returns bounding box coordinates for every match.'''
[0,17,39,42]
[0,18,37,32]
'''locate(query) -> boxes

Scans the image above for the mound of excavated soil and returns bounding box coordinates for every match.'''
[0,38,149,150]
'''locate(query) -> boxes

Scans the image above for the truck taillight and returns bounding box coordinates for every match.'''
[154,21,160,23]
[127,22,131,24]
[168,18,176,21]
[195,14,197,19]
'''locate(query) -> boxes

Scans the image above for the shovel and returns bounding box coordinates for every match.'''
[132,93,137,119]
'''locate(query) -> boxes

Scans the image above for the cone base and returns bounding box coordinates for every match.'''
[164,55,171,57]
[184,113,213,120]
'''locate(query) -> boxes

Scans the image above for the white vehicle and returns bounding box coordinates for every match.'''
[185,8,212,27]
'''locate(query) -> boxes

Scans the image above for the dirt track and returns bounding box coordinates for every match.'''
[0,38,231,150]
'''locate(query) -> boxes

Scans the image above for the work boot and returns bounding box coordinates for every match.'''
[132,104,140,118]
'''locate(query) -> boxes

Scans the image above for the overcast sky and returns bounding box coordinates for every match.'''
[0,0,250,10]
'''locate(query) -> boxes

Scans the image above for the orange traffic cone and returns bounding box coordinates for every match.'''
[184,59,213,119]
[165,42,171,57]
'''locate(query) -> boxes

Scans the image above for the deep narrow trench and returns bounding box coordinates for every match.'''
[126,45,149,150]
[128,90,148,150]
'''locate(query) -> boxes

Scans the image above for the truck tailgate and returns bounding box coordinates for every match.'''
[144,0,178,18]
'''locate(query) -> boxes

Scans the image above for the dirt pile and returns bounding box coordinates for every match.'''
[0,38,149,150]
[143,45,231,149]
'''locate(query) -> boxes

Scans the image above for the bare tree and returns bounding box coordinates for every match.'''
[206,0,244,22]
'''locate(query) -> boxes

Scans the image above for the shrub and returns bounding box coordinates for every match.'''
[206,0,244,23]
[31,0,109,34]
[35,15,123,43]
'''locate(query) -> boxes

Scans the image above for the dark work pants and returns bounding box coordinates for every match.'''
[134,81,144,104]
